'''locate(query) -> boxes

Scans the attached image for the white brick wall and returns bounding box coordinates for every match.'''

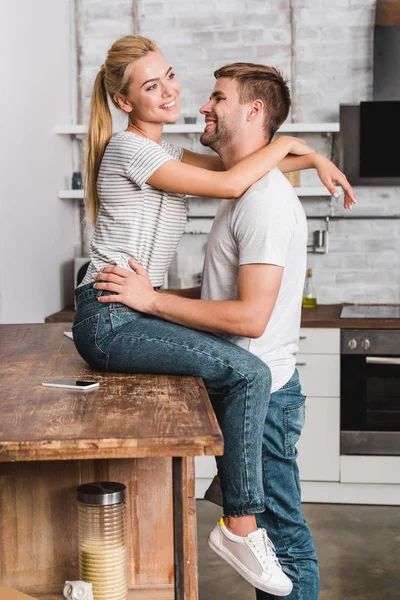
[76,0,400,304]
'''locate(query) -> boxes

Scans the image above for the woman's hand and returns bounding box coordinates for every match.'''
[93,261,158,313]
[313,154,356,209]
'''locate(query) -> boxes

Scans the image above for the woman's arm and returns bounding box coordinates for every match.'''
[147,136,313,199]
[180,147,356,208]
[181,149,225,171]
[278,153,356,208]
[181,148,356,208]
[278,153,316,173]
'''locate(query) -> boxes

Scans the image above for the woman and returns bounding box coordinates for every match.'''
[73,35,354,595]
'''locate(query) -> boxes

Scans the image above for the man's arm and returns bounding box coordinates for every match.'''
[94,262,283,338]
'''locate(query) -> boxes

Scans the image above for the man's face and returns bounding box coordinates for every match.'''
[199,78,247,152]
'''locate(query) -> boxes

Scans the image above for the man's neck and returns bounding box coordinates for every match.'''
[219,133,269,170]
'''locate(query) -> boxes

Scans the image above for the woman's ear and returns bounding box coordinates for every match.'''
[114,93,133,113]
[248,99,263,122]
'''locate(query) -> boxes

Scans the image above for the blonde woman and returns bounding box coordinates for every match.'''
[73,35,354,596]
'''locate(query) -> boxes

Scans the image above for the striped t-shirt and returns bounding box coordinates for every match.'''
[81,131,187,288]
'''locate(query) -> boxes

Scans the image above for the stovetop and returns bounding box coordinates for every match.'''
[340,305,400,319]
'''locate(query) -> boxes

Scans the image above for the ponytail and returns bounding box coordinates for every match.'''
[85,66,112,225]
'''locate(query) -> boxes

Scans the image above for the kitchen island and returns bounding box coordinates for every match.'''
[0,323,223,600]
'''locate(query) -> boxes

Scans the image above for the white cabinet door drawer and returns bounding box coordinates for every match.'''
[299,328,340,355]
[295,354,340,397]
[340,456,400,484]
[297,397,340,482]
[195,455,217,479]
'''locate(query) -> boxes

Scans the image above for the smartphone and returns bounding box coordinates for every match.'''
[42,379,100,390]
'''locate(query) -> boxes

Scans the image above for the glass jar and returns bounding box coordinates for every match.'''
[77,482,127,600]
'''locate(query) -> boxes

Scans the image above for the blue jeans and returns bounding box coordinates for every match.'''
[255,372,320,600]
[72,283,272,516]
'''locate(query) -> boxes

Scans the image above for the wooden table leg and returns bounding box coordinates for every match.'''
[173,457,185,600]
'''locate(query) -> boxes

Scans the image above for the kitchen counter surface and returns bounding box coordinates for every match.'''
[46,304,400,329]
[301,304,400,329]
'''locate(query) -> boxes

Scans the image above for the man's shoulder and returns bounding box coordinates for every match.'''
[242,168,296,200]
[234,169,299,216]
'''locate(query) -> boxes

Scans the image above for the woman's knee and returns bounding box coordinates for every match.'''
[242,356,271,386]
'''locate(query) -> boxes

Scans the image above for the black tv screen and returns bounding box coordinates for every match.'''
[359,101,400,178]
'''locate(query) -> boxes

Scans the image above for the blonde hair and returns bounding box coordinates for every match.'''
[214,63,291,142]
[85,35,158,224]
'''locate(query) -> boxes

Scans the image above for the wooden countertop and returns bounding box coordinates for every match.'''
[46,304,400,329]
[301,304,400,329]
[0,323,223,462]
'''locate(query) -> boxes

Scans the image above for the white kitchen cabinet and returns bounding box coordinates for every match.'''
[340,456,400,485]
[296,396,340,481]
[296,327,340,482]
[296,354,340,397]
[298,328,340,355]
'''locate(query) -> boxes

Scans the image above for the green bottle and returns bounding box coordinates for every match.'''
[302,268,317,308]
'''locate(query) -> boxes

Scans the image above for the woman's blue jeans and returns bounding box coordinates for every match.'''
[72,283,272,517]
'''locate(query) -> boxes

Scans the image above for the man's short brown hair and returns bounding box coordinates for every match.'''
[213,63,291,141]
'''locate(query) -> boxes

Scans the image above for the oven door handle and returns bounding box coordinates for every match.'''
[366,356,400,365]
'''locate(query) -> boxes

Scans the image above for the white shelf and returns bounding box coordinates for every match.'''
[59,189,84,199]
[281,123,339,133]
[55,124,88,134]
[54,122,340,135]
[58,186,333,200]
[296,186,333,196]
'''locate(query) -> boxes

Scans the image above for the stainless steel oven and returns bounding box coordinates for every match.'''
[341,329,400,455]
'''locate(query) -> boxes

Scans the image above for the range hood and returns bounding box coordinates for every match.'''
[339,0,400,185]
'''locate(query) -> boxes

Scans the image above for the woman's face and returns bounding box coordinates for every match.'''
[124,50,181,124]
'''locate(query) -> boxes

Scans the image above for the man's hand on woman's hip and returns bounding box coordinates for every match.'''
[93,260,158,313]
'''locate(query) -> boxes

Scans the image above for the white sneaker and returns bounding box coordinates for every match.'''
[208,518,293,597]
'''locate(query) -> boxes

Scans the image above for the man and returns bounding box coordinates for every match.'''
[94,63,354,599]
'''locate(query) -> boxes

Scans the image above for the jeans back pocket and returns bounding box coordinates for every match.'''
[284,398,306,458]
[72,313,109,371]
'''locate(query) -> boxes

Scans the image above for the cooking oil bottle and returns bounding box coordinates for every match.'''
[302,268,317,308]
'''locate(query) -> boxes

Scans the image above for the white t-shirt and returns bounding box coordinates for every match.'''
[81,131,186,289]
[201,168,308,392]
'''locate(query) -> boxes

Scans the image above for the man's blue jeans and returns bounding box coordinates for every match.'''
[255,371,320,600]
[72,283,272,517]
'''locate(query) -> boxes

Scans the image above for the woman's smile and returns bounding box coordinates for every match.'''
[159,99,177,110]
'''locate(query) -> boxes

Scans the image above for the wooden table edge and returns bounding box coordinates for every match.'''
[0,435,224,462]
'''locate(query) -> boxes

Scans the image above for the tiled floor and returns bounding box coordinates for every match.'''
[197,500,400,600]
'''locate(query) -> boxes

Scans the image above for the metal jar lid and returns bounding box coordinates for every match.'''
[77,481,126,505]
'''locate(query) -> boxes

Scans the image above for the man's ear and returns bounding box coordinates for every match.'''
[248,99,263,122]
[114,93,133,114]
